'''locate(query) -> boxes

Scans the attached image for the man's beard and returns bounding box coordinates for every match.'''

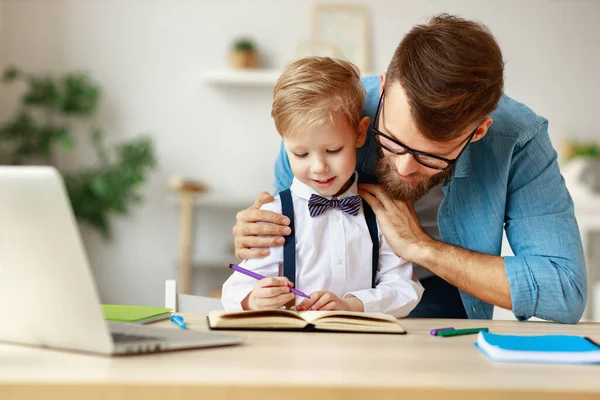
[374,157,454,202]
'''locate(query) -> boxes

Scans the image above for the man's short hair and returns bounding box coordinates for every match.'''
[386,13,505,141]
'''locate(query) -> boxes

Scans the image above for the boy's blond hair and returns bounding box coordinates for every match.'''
[271,57,365,138]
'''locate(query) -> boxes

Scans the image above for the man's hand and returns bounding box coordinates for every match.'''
[360,184,512,310]
[358,183,434,263]
[241,277,295,310]
[296,292,364,312]
[233,191,291,260]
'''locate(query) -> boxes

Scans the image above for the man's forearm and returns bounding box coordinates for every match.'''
[414,239,512,310]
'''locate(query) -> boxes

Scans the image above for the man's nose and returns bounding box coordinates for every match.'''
[394,153,420,176]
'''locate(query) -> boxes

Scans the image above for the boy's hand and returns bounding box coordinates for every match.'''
[296,292,364,312]
[242,277,295,310]
[233,191,292,260]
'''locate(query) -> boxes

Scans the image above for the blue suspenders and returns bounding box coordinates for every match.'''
[279,189,379,289]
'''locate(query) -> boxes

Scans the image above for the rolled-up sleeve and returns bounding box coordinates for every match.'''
[504,117,587,324]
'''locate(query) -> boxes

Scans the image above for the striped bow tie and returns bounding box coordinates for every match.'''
[308,194,362,217]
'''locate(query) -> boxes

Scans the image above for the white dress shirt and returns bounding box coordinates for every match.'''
[221,172,424,317]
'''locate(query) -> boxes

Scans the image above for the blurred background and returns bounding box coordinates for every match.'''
[1,0,599,321]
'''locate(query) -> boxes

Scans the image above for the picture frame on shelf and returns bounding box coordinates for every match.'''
[311,3,371,73]
[295,40,337,59]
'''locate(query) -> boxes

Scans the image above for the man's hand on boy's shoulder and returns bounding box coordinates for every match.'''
[359,183,435,263]
[233,191,291,259]
[296,292,364,312]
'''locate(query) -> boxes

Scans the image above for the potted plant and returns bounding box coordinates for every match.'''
[1,66,157,239]
[229,37,258,69]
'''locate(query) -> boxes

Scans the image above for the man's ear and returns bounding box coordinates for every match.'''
[356,116,370,148]
[379,73,386,95]
[472,117,493,143]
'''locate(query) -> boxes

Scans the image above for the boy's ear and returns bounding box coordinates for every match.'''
[356,116,370,148]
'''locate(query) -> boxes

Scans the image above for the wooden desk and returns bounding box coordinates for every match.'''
[0,315,599,400]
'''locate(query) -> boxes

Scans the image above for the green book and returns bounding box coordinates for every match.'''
[101,304,172,324]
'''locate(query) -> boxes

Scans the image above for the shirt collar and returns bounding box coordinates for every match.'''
[290,171,359,201]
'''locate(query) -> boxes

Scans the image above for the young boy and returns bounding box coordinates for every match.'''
[221,57,424,317]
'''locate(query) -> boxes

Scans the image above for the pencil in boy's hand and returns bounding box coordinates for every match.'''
[228,263,310,298]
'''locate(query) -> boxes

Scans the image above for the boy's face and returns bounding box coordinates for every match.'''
[284,114,369,197]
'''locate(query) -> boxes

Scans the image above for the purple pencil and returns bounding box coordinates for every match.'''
[229,263,310,298]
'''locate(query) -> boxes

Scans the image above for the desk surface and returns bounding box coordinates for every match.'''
[1,315,599,400]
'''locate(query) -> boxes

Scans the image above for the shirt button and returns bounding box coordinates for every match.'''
[335,215,340,222]
[336,258,343,265]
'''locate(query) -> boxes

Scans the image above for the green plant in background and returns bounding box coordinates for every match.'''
[562,139,600,162]
[1,66,157,239]
[232,37,256,52]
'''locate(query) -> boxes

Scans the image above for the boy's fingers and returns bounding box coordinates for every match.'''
[318,302,337,311]
[310,293,334,310]
[258,286,291,298]
[257,293,295,308]
[296,292,322,310]
[256,276,290,288]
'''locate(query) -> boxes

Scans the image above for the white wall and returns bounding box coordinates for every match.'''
[1,0,599,307]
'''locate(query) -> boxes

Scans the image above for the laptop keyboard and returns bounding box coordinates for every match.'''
[111,332,165,343]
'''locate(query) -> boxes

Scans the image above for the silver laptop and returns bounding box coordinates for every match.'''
[0,166,244,355]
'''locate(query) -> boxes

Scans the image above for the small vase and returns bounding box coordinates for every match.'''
[229,50,258,69]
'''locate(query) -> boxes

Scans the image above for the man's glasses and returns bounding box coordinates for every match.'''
[371,90,478,171]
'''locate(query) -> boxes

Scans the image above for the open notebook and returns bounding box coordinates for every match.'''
[476,331,600,364]
[207,309,406,334]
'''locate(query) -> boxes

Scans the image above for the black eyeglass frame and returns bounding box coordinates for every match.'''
[370,90,478,171]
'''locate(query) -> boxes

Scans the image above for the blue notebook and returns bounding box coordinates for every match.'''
[476,331,600,364]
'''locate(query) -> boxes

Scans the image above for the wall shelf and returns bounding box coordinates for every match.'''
[202,69,281,86]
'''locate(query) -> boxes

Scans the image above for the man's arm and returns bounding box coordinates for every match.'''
[501,118,586,323]
[359,119,587,324]
[418,240,511,309]
[356,190,512,309]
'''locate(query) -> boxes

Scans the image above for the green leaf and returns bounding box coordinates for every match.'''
[2,66,20,82]
[23,76,63,109]
[61,72,100,116]
[57,130,74,150]
[1,66,157,240]
[90,176,108,196]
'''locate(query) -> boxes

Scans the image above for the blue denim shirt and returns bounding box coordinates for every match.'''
[273,76,587,323]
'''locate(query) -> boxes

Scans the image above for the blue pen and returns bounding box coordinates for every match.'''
[170,314,187,329]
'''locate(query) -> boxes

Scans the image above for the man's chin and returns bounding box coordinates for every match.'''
[381,179,429,202]
[375,159,452,202]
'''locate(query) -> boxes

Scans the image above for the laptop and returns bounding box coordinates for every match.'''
[0,166,244,355]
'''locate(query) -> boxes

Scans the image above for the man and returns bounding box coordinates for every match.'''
[232,14,587,323]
